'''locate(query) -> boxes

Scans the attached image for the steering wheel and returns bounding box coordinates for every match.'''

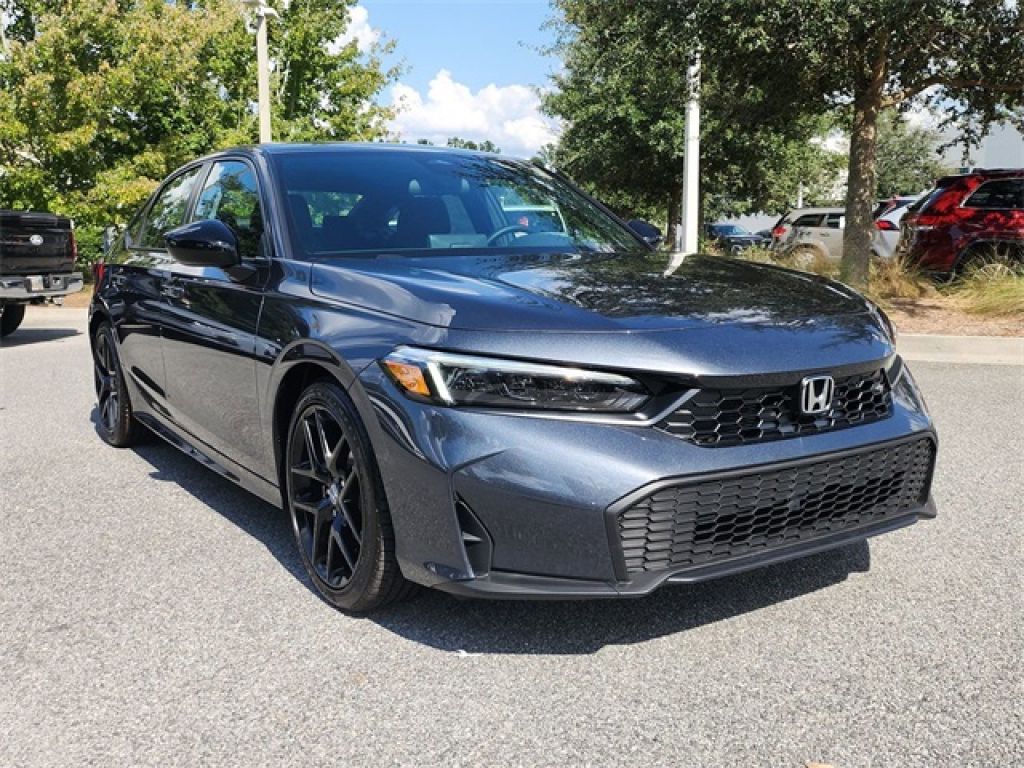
[486,224,530,245]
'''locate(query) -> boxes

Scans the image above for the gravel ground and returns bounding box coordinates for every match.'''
[2,306,1022,768]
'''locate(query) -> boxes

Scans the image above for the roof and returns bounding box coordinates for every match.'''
[785,207,845,215]
[232,141,507,159]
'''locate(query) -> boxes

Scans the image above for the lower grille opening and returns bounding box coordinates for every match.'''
[618,437,935,575]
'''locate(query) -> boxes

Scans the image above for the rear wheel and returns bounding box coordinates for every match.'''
[285,381,413,613]
[958,242,1024,278]
[0,303,26,338]
[787,245,826,271]
[92,322,139,447]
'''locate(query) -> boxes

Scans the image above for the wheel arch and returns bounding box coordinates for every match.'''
[953,237,1024,274]
[88,304,111,348]
[267,340,378,495]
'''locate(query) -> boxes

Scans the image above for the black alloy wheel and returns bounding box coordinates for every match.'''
[285,381,412,612]
[92,322,138,447]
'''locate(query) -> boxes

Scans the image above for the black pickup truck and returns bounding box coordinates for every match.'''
[0,210,84,337]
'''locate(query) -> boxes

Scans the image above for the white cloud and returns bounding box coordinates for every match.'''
[328,5,379,55]
[389,69,560,158]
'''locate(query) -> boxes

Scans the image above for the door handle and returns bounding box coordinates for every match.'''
[161,283,185,300]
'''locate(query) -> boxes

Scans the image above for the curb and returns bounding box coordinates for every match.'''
[898,334,1024,366]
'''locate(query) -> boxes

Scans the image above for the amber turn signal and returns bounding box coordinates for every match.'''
[383,360,432,397]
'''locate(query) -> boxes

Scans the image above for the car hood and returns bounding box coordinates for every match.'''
[310,251,874,334]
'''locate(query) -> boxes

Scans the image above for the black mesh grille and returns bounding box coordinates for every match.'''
[618,437,934,574]
[657,368,892,447]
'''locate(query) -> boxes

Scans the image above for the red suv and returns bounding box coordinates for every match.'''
[900,169,1024,275]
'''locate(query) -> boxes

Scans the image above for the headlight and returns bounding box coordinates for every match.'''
[381,347,650,413]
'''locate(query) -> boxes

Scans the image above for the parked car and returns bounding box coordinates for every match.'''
[91,144,937,613]
[704,222,769,253]
[0,210,83,337]
[899,169,1024,275]
[872,195,920,260]
[771,207,846,262]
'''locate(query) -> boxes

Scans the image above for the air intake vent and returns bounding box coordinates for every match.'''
[456,498,493,577]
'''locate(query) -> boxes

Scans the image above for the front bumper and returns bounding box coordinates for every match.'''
[0,272,84,300]
[362,360,936,598]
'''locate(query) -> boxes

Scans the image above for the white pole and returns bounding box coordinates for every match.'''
[797,180,805,209]
[256,9,272,143]
[677,53,701,255]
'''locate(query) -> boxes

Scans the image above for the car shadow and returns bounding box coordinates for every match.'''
[1,326,81,347]
[111,413,872,655]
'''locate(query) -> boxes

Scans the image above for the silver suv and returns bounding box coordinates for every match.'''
[771,207,845,263]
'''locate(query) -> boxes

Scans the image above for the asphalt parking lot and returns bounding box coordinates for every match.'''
[2,307,1022,768]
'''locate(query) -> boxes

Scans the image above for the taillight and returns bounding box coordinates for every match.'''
[772,225,787,239]
[875,220,899,231]
[93,260,106,292]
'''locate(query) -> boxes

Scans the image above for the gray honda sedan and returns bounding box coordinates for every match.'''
[90,144,937,612]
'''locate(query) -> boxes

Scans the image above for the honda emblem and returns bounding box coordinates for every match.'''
[800,375,835,415]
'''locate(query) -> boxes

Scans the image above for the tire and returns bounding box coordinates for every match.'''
[957,242,1024,279]
[284,380,414,613]
[0,303,26,338]
[92,322,140,447]
[787,245,825,270]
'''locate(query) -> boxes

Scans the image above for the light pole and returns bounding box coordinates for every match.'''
[675,52,701,255]
[242,0,278,143]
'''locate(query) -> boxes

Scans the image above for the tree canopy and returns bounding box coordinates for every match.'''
[545,0,1024,286]
[874,112,952,199]
[693,0,1024,285]
[0,0,396,260]
[544,0,844,230]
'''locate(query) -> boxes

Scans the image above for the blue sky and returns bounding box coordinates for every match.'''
[347,1,560,156]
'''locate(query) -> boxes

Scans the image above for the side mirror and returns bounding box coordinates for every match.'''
[627,219,663,247]
[164,219,239,268]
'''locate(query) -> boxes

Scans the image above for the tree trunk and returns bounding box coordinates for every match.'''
[841,97,881,288]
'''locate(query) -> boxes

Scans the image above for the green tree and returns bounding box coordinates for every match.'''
[543,1,843,235]
[682,0,1024,286]
[446,137,501,153]
[0,0,396,263]
[874,112,951,199]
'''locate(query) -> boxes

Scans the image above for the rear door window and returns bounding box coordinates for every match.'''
[139,166,204,249]
[963,179,1024,210]
[792,214,824,227]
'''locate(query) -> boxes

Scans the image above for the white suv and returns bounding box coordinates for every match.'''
[771,207,846,262]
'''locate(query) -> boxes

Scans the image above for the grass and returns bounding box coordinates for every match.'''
[724,246,1024,322]
[951,267,1024,317]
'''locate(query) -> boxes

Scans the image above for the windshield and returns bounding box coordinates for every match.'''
[709,224,749,236]
[270,149,645,258]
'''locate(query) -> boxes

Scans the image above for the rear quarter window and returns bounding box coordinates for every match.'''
[963,178,1024,210]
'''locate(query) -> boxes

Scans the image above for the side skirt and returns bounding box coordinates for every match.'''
[134,412,283,508]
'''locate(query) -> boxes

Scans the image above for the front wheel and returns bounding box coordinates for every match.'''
[285,381,413,612]
[0,303,26,338]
